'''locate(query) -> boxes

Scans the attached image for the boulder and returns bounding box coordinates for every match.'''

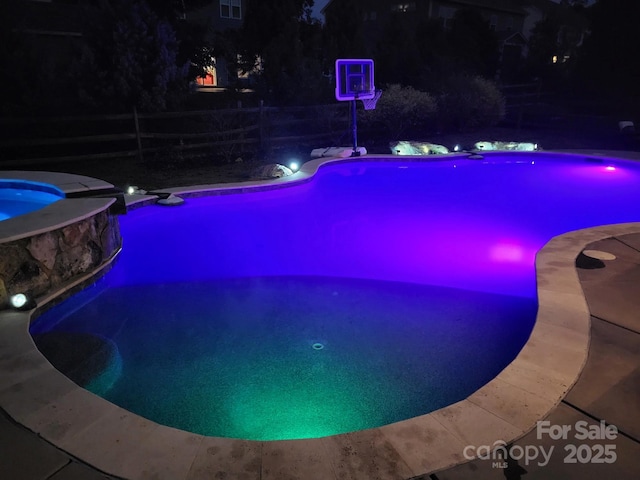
[391,141,450,155]
[474,141,538,151]
[252,164,294,179]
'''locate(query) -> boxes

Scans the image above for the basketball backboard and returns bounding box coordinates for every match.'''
[335,59,375,101]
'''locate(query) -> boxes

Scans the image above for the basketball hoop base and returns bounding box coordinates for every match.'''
[310,146,367,159]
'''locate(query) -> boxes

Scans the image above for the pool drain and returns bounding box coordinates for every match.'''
[312,342,325,350]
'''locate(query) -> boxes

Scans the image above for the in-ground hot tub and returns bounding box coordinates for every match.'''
[0,171,122,309]
[29,152,640,441]
[0,179,65,221]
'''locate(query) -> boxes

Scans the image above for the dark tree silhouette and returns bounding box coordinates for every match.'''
[575,0,640,103]
[375,9,424,86]
[322,0,369,60]
[447,8,499,78]
[240,0,328,104]
[74,0,189,112]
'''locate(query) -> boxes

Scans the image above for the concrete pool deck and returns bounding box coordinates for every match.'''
[1,163,640,479]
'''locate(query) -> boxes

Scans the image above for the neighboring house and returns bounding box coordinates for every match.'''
[322,0,588,80]
[323,0,527,35]
[518,0,588,63]
[10,0,248,90]
[186,0,246,87]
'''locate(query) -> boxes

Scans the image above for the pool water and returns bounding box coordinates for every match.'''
[0,180,65,221]
[30,154,640,440]
[32,275,536,440]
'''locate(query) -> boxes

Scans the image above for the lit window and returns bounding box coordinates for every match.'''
[221,0,241,20]
[392,3,415,13]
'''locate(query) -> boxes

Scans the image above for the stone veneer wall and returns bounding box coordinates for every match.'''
[0,210,121,309]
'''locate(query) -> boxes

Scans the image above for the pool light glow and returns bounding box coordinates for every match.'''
[9,293,35,311]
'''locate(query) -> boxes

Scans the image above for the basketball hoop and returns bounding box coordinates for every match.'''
[335,59,377,155]
[361,89,382,111]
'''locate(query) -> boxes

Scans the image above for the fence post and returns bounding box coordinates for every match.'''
[258,100,265,153]
[133,106,144,162]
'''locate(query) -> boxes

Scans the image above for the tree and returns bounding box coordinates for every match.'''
[322,0,369,60]
[144,0,216,82]
[447,9,499,78]
[574,0,640,103]
[74,0,189,112]
[240,0,329,104]
[375,10,423,86]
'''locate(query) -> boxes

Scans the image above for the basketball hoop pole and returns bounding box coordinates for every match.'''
[350,96,359,156]
[335,59,375,157]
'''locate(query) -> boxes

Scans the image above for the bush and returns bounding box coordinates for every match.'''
[436,75,505,132]
[361,84,437,139]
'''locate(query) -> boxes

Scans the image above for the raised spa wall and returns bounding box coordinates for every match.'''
[0,172,123,310]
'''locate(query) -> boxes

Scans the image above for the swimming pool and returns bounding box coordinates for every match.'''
[29,152,640,441]
[0,179,65,221]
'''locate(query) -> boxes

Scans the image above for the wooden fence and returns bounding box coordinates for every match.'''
[0,103,350,167]
[501,82,550,129]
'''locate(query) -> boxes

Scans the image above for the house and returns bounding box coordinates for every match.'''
[186,0,247,87]
[323,0,528,34]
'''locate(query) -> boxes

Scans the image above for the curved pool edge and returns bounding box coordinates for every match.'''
[150,150,640,200]
[1,212,637,479]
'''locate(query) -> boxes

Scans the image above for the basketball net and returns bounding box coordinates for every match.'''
[361,89,382,111]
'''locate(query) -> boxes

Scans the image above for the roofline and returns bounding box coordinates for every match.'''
[320,0,336,15]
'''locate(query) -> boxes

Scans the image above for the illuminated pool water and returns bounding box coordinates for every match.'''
[0,179,65,221]
[30,153,640,441]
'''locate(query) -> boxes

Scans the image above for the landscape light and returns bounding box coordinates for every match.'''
[289,161,300,172]
[126,186,147,195]
[9,293,36,311]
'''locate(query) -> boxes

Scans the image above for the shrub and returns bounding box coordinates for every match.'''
[361,84,437,139]
[436,75,505,132]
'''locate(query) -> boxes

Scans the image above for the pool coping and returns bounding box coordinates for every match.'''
[1,157,640,479]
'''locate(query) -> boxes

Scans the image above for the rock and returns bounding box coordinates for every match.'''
[27,233,58,271]
[252,164,294,179]
[157,194,185,206]
[618,121,635,134]
[390,141,450,155]
[60,221,90,249]
[474,141,538,151]
[0,278,7,308]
